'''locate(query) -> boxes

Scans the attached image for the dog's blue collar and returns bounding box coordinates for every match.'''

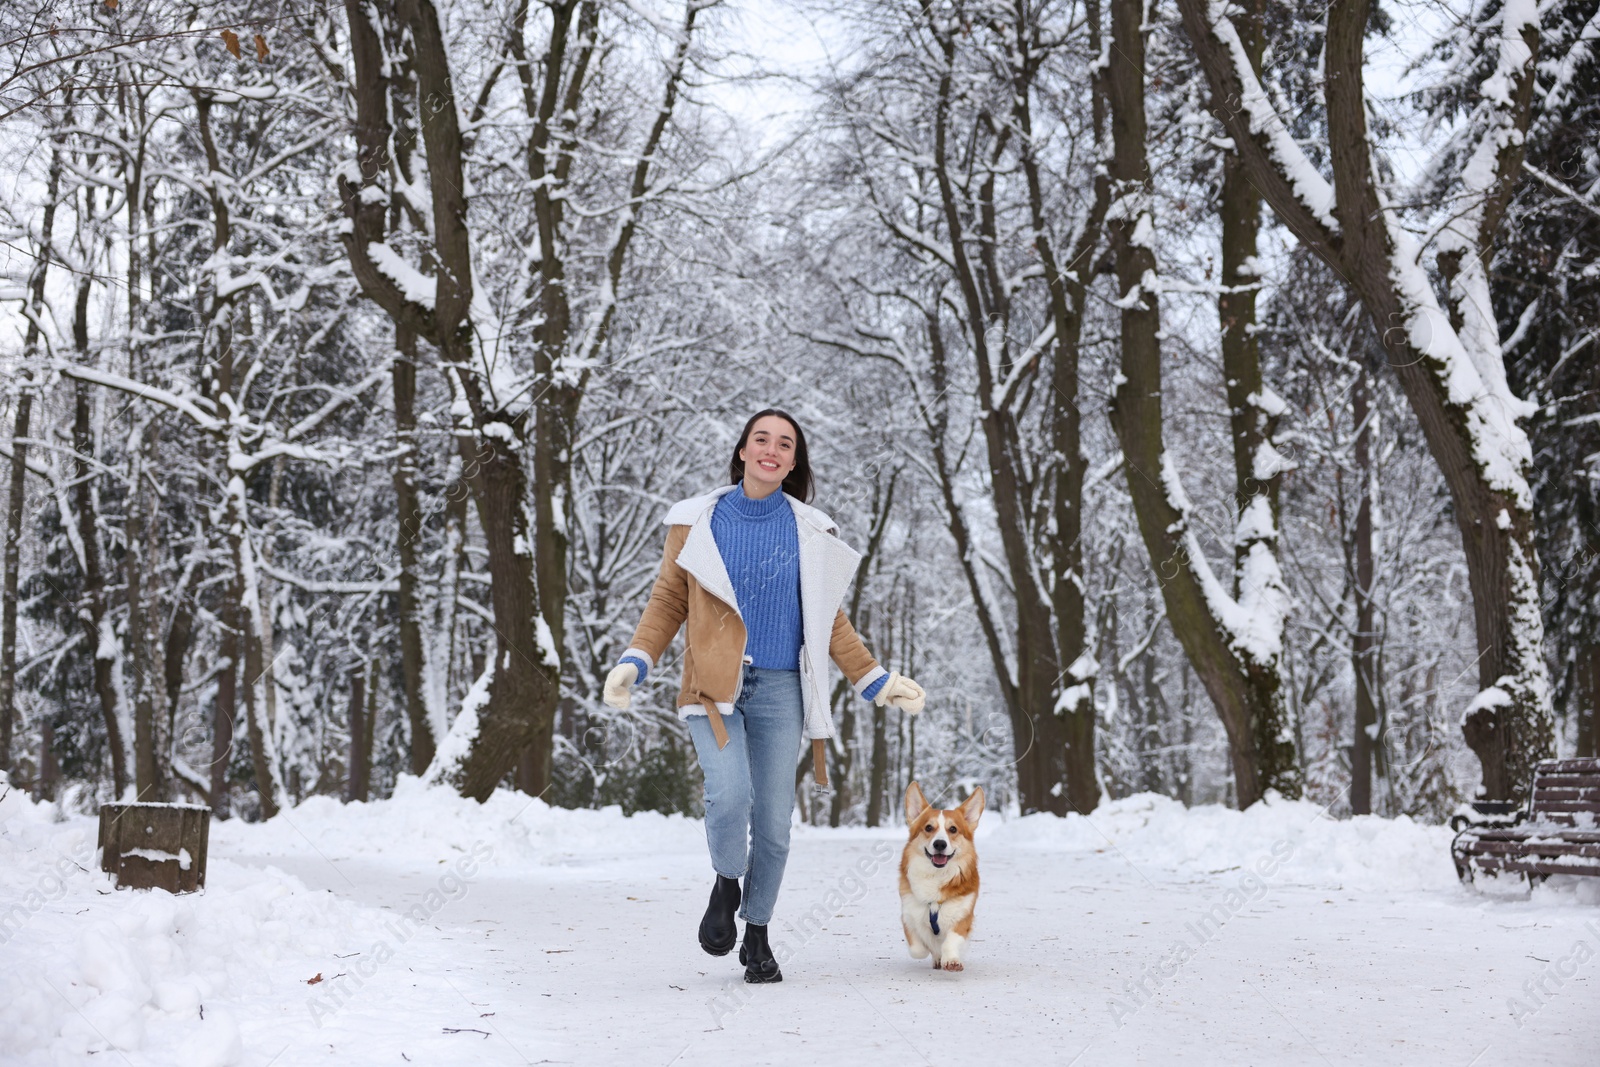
[929,907,940,935]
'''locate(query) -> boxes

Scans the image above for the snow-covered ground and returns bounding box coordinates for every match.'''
[3,776,1596,1066]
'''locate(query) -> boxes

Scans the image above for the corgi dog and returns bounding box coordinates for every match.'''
[899,781,984,972]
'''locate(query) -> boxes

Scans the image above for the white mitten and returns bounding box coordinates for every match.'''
[874,672,926,714]
[603,662,638,709]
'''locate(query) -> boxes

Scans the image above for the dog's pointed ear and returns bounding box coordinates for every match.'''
[958,786,985,828]
[904,781,930,828]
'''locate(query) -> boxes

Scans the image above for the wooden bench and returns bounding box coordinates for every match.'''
[1452,758,1600,885]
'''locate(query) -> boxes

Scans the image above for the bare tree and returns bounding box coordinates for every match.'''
[807,0,1107,814]
[1177,0,1555,800]
[1105,0,1301,807]
[337,0,708,799]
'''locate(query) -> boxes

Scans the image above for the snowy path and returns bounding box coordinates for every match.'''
[221,811,1599,1066]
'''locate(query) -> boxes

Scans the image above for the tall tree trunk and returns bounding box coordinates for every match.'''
[867,597,903,830]
[164,557,196,766]
[62,153,127,798]
[913,8,1081,814]
[393,324,435,773]
[0,386,30,775]
[1350,364,1379,813]
[1178,0,1554,802]
[867,703,889,828]
[827,473,896,824]
[37,719,58,801]
[194,93,280,816]
[1106,0,1299,808]
[515,0,695,797]
[212,593,238,818]
[231,534,281,819]
[347,666,369,802]
[126,431,165,801]
[1216,0,1298,802]
[1015,0,1110,814]
[202,250,280,817]
[339,0,557,800]
[1,136,65,774]
[71,352,129,798]
[510,0,592,799]
[1578,645,1597,759]
[829,682,856,828]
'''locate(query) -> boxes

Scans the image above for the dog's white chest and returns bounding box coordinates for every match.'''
[901,888,973,934]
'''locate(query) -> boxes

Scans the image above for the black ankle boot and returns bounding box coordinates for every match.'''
[698,874,741,956]
[738,922,782,983]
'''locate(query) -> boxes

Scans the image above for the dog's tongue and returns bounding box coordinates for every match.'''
[930,854,950,868]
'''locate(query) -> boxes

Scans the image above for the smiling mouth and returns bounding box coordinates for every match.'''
[926,850,951,868]
[757,461,779,471]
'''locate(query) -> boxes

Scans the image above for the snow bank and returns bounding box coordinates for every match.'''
[219,779,1459,893]
[985,791,1461,892]
[210,773,706,869]
[1,788,292,1062]
[0,779,509,1066]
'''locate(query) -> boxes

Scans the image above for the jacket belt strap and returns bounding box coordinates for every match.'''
[698,698,730,750]
[812,739,829,787]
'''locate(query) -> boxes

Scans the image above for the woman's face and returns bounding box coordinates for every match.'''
[739,415,798,495]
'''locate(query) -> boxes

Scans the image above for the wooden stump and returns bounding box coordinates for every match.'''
[98,803,211,893]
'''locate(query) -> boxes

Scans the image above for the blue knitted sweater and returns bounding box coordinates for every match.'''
[711,483,803,670]
[619,486,885,702]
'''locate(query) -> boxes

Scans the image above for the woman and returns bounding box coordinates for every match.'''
[602,409,926,984]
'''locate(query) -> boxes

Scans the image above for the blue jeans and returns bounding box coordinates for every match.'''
[686,665,803,926]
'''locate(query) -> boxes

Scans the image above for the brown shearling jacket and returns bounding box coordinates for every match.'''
[619,487,887,783]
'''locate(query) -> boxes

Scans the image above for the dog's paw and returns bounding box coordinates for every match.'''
[942,960,964,972]
[931,957,941,970]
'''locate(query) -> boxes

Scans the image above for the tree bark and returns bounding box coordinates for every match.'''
[1350,363,1379,813]
[37,719,58,802]
[71,323,129,798]
[231,539,280,819]
[0,386,30,775]
[164,559,196,766]
[516,0,597,798]
[212,593,237,818]
[393,324,435,774]
[867,703,889,827]
[190,92,282,816]
[347,666,369,802]
[126,431,165,801]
